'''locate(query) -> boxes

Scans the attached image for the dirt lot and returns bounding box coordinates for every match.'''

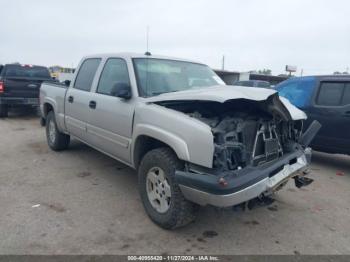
[0,111,350,255]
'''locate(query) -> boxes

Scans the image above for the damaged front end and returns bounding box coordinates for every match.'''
[155,93,320,208]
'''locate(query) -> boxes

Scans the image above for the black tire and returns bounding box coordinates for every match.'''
[138,147,197,229]
[46,111,70,151]
[34,106,41,117]
[0,104,8,118]
[40,117,46,127]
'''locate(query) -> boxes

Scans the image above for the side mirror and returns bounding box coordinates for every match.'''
[111,82,132,99]
[64,80,71,87]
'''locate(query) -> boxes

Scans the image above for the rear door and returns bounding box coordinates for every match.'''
[3,65,51,98]
[309,80,350,153]
[65,58,101,141]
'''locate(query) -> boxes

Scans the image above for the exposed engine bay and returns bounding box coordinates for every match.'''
[154,94,304,171]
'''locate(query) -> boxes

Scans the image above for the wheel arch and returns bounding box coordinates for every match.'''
[132,130,190,169]
[42,99,66,133]
[43,102,54,118]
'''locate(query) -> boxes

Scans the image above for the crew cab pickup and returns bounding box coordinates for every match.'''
[0,64,53,117]
[40,53,320,229]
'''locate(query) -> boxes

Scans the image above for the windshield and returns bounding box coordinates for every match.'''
[133,58,225,97]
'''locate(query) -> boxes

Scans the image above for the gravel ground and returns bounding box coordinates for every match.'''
[0,111,349,255]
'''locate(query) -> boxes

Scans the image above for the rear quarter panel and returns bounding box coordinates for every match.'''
[40,83,67,132]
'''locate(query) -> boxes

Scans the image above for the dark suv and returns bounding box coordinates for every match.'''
[276,75,350,155]
[0,64,53,117]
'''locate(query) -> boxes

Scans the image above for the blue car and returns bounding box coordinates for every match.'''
[275,75,350,155]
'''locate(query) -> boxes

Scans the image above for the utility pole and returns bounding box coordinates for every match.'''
[222,55,225,70]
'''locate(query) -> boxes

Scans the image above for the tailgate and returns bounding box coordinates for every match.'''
[3,78,43,98]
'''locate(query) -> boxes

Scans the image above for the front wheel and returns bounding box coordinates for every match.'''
[138,147,197,229]
[46,111,70,151]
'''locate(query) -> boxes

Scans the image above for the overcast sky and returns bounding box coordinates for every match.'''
[1,0,349,75]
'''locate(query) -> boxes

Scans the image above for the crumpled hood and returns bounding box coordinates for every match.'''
[145,85,307,120]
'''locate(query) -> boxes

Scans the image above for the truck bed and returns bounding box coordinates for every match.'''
[40,82,68,130]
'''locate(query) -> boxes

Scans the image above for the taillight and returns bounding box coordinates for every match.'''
[0,81,4,93]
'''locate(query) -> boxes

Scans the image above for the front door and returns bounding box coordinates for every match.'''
[86,58,135,164]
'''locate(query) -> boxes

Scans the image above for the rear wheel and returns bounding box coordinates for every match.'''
[40,117,46,127]
[0,104,8,118]
[46,111,70,151]
[138,147,197,229]
[34,106,41,117]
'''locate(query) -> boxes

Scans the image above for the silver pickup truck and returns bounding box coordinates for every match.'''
[40,53,320,229]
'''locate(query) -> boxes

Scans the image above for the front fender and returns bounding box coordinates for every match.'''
[132,124,190,165]
[132,103,214,168]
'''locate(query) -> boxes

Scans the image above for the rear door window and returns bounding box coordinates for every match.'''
[74,58,101,91]
[316,82,344,106]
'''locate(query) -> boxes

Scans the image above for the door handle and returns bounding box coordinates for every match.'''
[68,96,74,103]
[89,100,97,109]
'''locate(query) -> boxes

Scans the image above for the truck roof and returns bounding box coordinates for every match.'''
[81,52,204,65]
[286,75,350,82]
